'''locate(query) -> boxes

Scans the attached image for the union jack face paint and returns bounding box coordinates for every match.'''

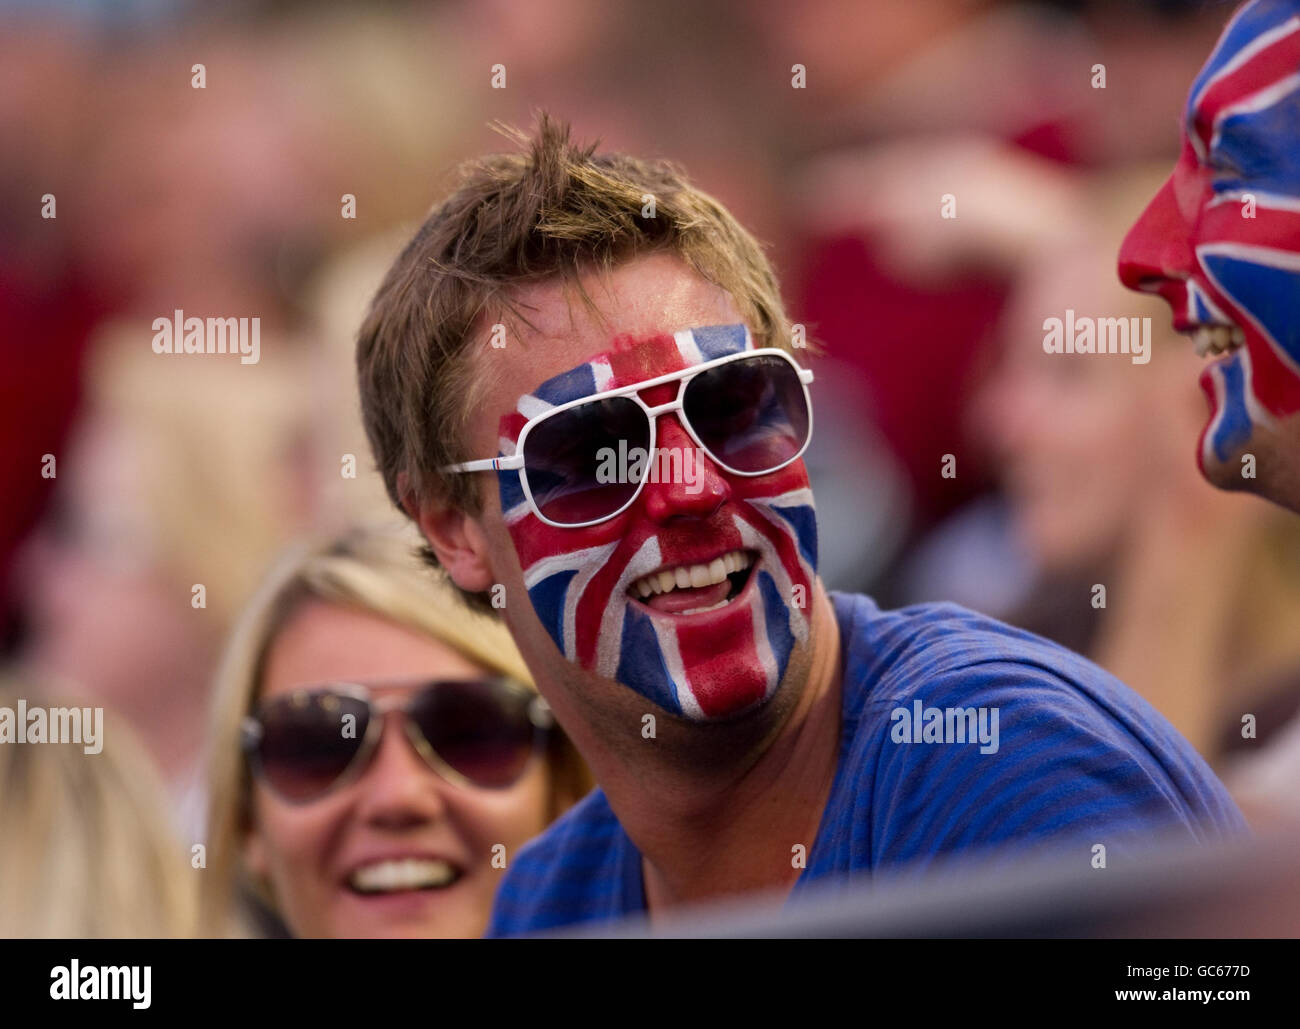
[1119,0,1300,498]
[494,324,819,721]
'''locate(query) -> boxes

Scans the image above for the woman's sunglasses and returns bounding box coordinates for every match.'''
[443,346,815,528]
[241,677,553,804]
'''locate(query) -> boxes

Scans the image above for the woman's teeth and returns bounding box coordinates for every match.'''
[1191,324,1245,358]
[349,858,458,894]
[630,550,752,600]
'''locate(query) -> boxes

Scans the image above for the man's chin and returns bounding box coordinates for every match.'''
[1198,422,1300,515]
[617,656,778,724]
[677,672,775,724]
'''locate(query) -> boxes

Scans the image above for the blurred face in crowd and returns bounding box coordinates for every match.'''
[17,415,210,717]
[420,254,819,736]
[978,250,1206,574]
[244,601,551,938]
[1119,0,1300,512]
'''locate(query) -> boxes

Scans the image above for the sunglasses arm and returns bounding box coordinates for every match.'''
[442,455,524,474]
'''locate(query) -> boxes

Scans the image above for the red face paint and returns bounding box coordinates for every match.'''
[1119,1,1300,488]
[494,325,819,720]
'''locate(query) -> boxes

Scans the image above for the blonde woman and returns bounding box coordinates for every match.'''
[202,524,591,938]
[0,678,196,938]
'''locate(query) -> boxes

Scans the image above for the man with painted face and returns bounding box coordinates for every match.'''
[1120,0,1300,512]
[358,116,1243,935]
[1119,0,1300,827]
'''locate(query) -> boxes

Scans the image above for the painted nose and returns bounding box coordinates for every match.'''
[639,416,730,523]
[1118,173,1195,293]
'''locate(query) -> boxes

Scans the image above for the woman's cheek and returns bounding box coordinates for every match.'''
[460,763,553,864]
[253,795,343,937]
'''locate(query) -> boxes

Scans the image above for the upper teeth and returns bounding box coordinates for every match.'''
[349,858,457,893]
[1191,324,1245,357]
[631,550,752,599]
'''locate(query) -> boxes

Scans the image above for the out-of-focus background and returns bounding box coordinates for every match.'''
[3,0,1299,935]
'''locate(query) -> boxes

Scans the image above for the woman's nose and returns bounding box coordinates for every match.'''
[353,712,450,828]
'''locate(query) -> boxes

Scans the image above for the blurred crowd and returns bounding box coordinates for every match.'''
[2,0,1297,937]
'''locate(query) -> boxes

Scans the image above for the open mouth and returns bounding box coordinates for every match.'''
[1184,323,1245,358]
[628,549,757,615]
[346,858,463,896]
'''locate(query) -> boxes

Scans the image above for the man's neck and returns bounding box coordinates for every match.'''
[599,586,845,914]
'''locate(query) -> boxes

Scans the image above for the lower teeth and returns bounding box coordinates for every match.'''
[681,597,733,615]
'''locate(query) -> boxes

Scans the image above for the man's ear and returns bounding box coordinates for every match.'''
[399,474,496,593]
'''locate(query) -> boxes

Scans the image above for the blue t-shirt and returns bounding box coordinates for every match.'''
[487,592,1246,935]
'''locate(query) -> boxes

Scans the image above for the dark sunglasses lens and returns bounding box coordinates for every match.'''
[410,680,536,789]
[253,693,371,802]
[522,396,650,525]
[684,355,810,473]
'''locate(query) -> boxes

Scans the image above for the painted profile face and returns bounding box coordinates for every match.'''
[1118,0,1300,510]
[495,325,818,722]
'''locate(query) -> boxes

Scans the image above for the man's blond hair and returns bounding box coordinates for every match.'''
[356,113,792,610]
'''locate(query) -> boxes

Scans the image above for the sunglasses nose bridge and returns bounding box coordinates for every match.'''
[347,703,421,772]
[640,397,685,455]
[641,396,682,420]
[370,693,407,716]
[356,707,452,793]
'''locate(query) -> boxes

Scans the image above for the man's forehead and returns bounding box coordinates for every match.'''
[1185,0,1300,152]
[519,323,752,411]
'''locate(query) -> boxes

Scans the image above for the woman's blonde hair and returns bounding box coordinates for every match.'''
[0,678,197,937]
[200,521,591,936]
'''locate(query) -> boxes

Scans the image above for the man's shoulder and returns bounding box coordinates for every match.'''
[485,787,633,937]
[830,591,1145,718]
[831,592,1095,683]
[823,592,1245,856]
